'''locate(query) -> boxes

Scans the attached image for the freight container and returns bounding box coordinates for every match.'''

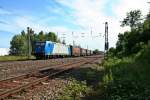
[80,48,87,56]
[53,42,71,55]
[90,50,93,55]
[87,49,91,56]
[70,46,80,56]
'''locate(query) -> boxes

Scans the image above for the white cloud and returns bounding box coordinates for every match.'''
[55,0,149,50]
[55,0,116,50]
[114,0,149,20]
[1,0,149,50]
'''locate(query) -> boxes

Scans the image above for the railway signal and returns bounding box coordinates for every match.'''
[90,27,93,36]
[148,1,150,14]
[27,27,31,59]
[72,32,76,46]
[104,22,109,59]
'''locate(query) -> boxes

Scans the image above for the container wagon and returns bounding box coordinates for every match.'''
[86,49,91,56]
[80,48,87,56]
[90,50,93,55]
[70,46,80,57]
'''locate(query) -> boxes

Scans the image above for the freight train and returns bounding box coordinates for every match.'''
[33,41,93,59]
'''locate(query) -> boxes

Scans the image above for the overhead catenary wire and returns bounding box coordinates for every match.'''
[148,1,150,14]
[55,26,104,50]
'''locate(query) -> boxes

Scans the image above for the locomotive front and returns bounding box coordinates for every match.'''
[34,42,46,58]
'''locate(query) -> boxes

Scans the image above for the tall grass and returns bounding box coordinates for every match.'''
[101,44,150,99]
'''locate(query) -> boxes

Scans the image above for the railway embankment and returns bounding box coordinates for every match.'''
[57,45,150,100]
[56,58,104,99]
[87,44,150,99]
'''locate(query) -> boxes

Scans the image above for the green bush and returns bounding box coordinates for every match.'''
[101,45,150,99]
[58,79,91,100]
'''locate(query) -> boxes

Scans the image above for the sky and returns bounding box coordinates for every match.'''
[0,0,149,50]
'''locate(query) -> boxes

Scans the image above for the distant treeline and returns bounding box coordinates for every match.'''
[10,27,60,55]
[109,10,150,57]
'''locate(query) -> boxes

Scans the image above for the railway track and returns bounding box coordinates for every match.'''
[0,57,98,99]
[0,57,86,81]
[0,59,83,83]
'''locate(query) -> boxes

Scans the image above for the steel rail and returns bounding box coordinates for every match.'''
[0,58,96,99]
[0,59,84,83]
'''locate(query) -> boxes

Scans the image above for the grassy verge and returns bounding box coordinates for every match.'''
[99,45,150,99]
[59,44,150,100]
[57,62,104,100]
[58,79,91,100]
[0,55,36,61]
[55,45,150,100]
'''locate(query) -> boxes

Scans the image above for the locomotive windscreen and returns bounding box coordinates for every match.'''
[35,42,46,53]
[35,42,45,46]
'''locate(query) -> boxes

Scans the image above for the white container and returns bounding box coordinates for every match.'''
[52,43,70,55]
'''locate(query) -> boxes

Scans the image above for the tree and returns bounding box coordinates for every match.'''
[121,10,142,29]
[10,27,60,56]
[10,27,34,56]
[38,31,45,41]
[113,10,150,57]
[93,49,101,54]
[46,32,57,42]
[10,34,28,55]
[21,30,26,36]
[108,47,116,56]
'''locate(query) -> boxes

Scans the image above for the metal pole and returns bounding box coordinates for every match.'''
[147,1,150,28]
[104,22,109,59]
[57,32,58,38]
[62,33,66,44]
[148,2,150,14]
[27,27,31,59]
[90,27,93,36]
[72,32,75,46]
